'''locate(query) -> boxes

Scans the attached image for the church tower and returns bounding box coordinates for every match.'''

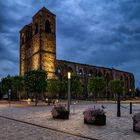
[20,7,56,78]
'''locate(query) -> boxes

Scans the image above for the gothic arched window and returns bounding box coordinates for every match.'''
[106,73,110,84]
[88,70,93,77]
[35,23,38,34]
[120,75,123,80]
[45,20,51,33]
[21,33,25,45]
[68,66,73,73]
[98,71,102,77]
[79,69,83,75]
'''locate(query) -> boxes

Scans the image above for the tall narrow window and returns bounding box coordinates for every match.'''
[21,33,24,44]
[45,20,51,33]
[35,23,38,34]
[98,71,102,77]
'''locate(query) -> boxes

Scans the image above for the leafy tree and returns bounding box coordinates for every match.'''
[1,75,13,98]
[135,87,140,97]
[109,80,124,98]
[109,80,124,117]
[88,77,106,99]
[59,78,67,98]
[24,70,47,106]
[71,74,83,99]
[54,74,84,99]
[12,76,24,101]
[47,79,61,98]
[0,81,3,99]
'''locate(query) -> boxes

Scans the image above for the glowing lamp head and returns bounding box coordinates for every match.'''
[68,72,71,79]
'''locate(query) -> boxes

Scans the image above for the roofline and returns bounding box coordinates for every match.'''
[56,59,133,75]
[19,24,31,33]
[33,7,56,19]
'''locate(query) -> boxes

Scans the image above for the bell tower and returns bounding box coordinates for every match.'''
[20,7,56,78]
[32,7,56,78]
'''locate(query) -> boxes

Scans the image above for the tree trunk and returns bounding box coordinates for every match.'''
[18,91,21,104]
[35,93,38,106]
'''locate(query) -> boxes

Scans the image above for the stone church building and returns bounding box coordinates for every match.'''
[20,7,135,97]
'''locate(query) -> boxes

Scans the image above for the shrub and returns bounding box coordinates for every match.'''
[133,114,140,132]
[83,107,105,123]
[51,104,67,118]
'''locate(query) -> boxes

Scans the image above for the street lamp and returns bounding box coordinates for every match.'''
[67,72,71,113]
[129,88,132,97]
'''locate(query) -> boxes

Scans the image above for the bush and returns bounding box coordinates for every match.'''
[51,104,69,119]
[133,113,140,132]
[83,106,106,125]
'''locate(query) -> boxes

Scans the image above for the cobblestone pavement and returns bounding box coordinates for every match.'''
[0,101,140,140]
[0,117,89,140]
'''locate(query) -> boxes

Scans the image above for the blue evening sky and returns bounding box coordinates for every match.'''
[0,0,140,87]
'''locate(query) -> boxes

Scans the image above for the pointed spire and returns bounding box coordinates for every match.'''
[33,7,55,18]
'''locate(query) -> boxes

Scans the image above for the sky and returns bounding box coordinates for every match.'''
[0,0,140,87]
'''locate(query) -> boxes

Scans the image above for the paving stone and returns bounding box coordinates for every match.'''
[0,102,140,140]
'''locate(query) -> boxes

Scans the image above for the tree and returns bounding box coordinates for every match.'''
[55,74,84,99]
[47,79,61,98]
[24,70,47,106]
[1,75,13,98]
[12,76,24,101]
[109,80,124,117]
[88,77,106,99]
[109,80,124,98]
[0,81,3,99]
[71,74,83,99]
[59,77,67,98]
[135,87,140,97]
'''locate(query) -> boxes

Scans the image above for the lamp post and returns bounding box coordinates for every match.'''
[67,72,71,113]
[8,89,11,107]
[129,88,132,98]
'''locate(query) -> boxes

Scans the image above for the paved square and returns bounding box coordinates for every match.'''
[0,101,140,140]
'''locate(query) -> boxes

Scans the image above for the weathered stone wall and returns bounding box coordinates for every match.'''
[20,45,25,76]
[20,7,56,78]
[42,52,56,78]
[56,60,135,96]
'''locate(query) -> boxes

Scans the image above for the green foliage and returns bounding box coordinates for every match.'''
[12,76,24,92]
[57,76,68,98]
[24,70,47,105]
[0,81,3,99]
[88,77,106,98]
[1,75,13,98]
[47,79,61,98]
[61,74,84,99]
[109,80,124,96]
[135,87,140,97]
[71,74,83,99]
[12,75,24,100]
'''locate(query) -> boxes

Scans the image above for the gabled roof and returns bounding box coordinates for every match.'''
[33,7,56,18]
[19,23,32,32]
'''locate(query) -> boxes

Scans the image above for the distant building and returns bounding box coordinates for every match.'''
[20,7,135,97]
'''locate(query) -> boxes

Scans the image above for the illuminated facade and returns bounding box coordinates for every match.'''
[20,7,56,78]
[20,7,135,96]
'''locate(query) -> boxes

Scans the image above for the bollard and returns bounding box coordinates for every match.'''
[130,102,132,114]
[117,96,121,117]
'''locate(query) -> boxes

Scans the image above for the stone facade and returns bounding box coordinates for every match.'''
[56,60,135,96]
[20,7,56,78]
[20,7,135,96]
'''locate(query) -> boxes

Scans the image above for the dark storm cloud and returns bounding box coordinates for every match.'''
[54,0,140,86]
[0,0,140,86]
